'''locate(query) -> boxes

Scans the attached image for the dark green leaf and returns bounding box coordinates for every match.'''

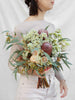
[3,42,8,49]
[0,30,10,34]
[13,68,18,80]
[9,39,19,43]
[36,63,43,67]
[43,52,53,62]
[16,43,24,46]
[65,60,72,65]
[58,38,71,42]
[15,50,25,59]
[6,44,13,50]
[13,61,25,66]
[61,53,69,55]
[6,35,13,38]
[45,25,50,30]
[62,59,71,69]
[52,62,59,71]
[8,50,21,61]
[56,61,63,71]
[31,47,39,52]
[58,53,68,60]
[20,33,24,38]
[36,70,45,77]
[9,60,16,67]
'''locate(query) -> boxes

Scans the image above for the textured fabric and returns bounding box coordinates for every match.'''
[8,20,65,100]
[15,68,57,100]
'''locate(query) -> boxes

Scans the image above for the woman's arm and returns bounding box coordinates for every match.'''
[48,23,65,82]
[55,70,65,82]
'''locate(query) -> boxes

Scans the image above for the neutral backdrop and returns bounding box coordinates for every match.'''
[0,0,75,100]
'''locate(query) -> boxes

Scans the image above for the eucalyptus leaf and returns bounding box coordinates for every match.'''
[43,52,53,62]
[16,43,24,46]
[6,35,13,38]
[0,30,10,34]
[9,50,20,61]
[52,61,61,71]
[58,38,71,42]
[6,44,13,50]
[62,59,71,69]
[31,47,39,52]
[56,61,63,71]
[61,53,69,55]
[45,25,50,30]
[3,42,8,49]
[36,70,45,77]
[13,68,18,80]
[9,60,17,67]
[9,39,19,43]
[64,60,72,65]
[20,33,24,38]
[36,63,43,67]
[13,61,25,66]
[15,50,25,59]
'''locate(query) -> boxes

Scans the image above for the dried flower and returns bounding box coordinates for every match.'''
[42,56,48,63]
[32,50,38,56]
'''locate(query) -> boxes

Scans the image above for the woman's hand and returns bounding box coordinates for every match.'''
[60,80,68,98]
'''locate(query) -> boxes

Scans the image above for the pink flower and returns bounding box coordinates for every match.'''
[32,50,38,56]
[42,56,48,62]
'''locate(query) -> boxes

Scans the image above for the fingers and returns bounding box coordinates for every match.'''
[60,85,68,98]
[61,87,68,98]
[60,85,63,93]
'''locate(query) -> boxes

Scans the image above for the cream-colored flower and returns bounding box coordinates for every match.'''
[30,55,40,64]
[30,55,36,62]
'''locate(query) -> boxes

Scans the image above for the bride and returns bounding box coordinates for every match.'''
[8,0,68,100]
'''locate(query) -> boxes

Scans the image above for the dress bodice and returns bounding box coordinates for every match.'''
[13,20,55,40]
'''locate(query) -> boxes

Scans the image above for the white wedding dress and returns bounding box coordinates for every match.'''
[8,20,64,100]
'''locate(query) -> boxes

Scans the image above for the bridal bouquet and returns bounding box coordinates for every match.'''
[1,25,72,88]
